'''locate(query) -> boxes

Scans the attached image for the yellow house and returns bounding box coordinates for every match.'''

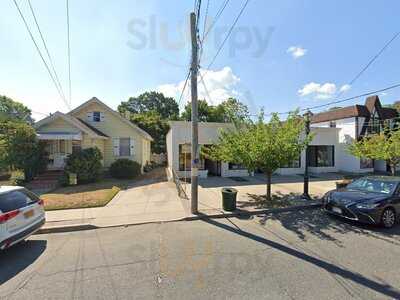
[34,97,153,171]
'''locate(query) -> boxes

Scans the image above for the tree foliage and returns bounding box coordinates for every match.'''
[204,111,312,200]
[130,111,169,154]
[0,95,33,124]
[118,91,179,120]
[181,98,250,123]
[0,121,47,181]
[349,129,400,175]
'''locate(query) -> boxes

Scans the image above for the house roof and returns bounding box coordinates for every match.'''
[76,118,109,137]
[311,95,398,123]
[34,112,108,139]
[68,97,153,141]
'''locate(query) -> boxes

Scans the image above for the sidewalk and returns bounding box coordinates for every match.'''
[42,180,187,233]
[39,174,330,234]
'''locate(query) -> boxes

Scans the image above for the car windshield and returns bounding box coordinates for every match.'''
[347,178,397,194]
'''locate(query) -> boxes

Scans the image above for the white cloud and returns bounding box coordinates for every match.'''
[339,84,351,93]
[298,82,351,100]
[287,46,307,59]
[157,66,241,106]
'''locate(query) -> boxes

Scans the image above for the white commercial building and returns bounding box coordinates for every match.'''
[165,96,398,179]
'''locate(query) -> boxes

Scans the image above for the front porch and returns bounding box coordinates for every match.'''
[38,132,83,170]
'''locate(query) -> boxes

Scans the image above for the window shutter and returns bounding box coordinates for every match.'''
[130,138,134,156]
[87,112,93,121]
[113,138,120,156]
[100,112,105,122]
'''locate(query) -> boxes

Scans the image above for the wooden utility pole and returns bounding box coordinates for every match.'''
[303,110,311,199]
[190,12,199,214]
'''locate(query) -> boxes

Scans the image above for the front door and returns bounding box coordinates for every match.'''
[46,140,69,170]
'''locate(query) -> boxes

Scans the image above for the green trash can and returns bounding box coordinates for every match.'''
[221,187,237,211]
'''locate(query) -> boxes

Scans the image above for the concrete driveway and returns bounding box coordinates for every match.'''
[189,174,337,214]
[45,177,187,229]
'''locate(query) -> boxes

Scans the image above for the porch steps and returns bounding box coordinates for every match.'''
[27,171,63,192]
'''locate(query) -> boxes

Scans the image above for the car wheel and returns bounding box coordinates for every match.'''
[381,208,396,228]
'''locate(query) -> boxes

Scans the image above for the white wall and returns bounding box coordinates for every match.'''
[311,117,373,174]
[275,127,339,175]
[167,121,249,178]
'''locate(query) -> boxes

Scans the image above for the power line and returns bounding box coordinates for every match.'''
[257,83,400,117]
[12,0,69,110]
[177,71,191,107]
[202,0,230,43]
[27,0,67,107]
[66,0,72,108]
[347,31,400,88]
[205,0,250,71]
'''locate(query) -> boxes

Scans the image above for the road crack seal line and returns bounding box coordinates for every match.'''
[94,229,119,300]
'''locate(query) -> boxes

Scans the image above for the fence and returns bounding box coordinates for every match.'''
[171,168,189,200]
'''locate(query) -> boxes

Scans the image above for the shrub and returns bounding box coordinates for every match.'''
[110,159,141,179]
[0,121,48,181]
[65,147,103,184]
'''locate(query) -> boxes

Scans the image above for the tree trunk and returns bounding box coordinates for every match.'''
[266,171,272,201]
[391,163,396,176]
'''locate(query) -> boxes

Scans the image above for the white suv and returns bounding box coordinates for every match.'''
[0,186,46,250]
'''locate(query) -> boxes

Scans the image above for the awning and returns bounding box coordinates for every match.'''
[37,132,82,140]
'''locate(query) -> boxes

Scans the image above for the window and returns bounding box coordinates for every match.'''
[179,144,191,171]
[281,157,301,168]
[59,140,66,154]
[93,111,101,122]
[360,157,373,169]
[228,163,246,170]
[0,189,40,213]
[308,146,335,167]
[178,144,205,171]
[72,140,82,154]
[119,138,131,156]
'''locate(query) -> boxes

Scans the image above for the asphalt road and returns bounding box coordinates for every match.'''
[1,209,400,300]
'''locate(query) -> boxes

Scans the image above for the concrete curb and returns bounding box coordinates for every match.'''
[184,203,322,221]
[35,203,322,234]
[36,223,98,235]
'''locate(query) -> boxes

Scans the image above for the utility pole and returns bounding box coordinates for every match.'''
[303,110,311,200]
[190,12,199,214]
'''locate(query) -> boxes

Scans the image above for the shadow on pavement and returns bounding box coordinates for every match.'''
[262,209,400,247]
[0,240,47,285]
[199,215,400,299]
[199,173,341,189]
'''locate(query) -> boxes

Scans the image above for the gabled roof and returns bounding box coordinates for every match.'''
[76,118,108,137]
[68,97,153,141]
[311,95,398,123]
[34,111,108,139]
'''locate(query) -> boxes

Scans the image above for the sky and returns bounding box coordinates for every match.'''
[1,0,400,121]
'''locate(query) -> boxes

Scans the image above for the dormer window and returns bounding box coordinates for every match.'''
[93,111,101,122]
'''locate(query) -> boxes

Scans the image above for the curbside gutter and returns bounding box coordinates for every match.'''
[35,203,322,234]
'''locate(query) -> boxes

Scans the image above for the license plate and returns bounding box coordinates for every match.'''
[24,210,34,219]
[332,207,342,214]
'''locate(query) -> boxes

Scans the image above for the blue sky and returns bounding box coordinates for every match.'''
[1,0,399,121]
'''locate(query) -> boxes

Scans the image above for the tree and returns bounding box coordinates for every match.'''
[181,99,223,122]
[181,98,250,123]
[218,98,250,123]
[0,95,33,124]
[0,121,47,181]
[349,129,400,176]
[130,111,169,153]
[204,112,312,200]
[118,91,179,120]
